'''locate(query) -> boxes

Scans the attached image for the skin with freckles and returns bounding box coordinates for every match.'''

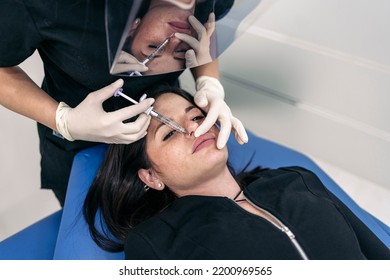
[138,93,240,198]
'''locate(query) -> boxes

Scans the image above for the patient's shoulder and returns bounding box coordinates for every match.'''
[245,166,329,197]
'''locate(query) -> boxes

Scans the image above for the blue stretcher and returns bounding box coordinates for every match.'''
[1,130,389,259]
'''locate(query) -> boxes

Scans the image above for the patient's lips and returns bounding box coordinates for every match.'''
[192,133,215,153]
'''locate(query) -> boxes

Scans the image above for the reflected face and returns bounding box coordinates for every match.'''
[145,93,228,194]
[130,3,196,74]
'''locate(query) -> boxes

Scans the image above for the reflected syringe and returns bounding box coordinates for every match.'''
[130,33,175,76]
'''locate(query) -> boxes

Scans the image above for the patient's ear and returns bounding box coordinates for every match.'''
[138,168,165,191]
[128,18,141,36]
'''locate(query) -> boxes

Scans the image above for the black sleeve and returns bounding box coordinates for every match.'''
[0,0,42,66]
[124,232,159,260]
[195,0,234,23]
[326,190,390,259]
[214,0,235,20]
[290,166,390,259]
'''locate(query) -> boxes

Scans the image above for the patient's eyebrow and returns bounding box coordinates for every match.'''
[154,105,198,137]
[185,105,196,113]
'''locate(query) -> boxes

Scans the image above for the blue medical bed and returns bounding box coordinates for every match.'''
[1,130,389,259]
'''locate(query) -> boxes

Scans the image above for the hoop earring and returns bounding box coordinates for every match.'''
[144,185,150,191]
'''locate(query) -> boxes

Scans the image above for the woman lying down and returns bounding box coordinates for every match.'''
[83,85,390,260]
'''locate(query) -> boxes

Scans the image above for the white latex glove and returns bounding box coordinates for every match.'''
[111,51,149,75]
[55,79,154,144]
[194,76,248,149]
[174,13,215,68]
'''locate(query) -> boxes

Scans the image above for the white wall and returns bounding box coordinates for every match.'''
[217,0,390,190]
[0,53,61,240]
[181,0,390,224]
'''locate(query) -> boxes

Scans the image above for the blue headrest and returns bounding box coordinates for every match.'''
[53,144,123,259]
[0,210,62,260]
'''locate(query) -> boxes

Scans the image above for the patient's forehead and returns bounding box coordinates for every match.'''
[153,93,191,112]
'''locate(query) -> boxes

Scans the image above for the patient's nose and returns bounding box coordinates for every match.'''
[186,121,199,136]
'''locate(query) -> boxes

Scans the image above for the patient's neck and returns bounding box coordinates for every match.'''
[176,166,241,200]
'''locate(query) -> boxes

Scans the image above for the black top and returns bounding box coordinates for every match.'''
[0,0,233,203]
[124,167,390,259]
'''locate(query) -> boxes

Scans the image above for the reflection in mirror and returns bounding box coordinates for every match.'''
[108,0,215,76]
[106,0,220,77]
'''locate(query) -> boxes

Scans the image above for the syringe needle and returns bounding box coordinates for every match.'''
[149,111,188,134]
[113,88,187,134]
[129,34,175,76]
[142,33,175,65]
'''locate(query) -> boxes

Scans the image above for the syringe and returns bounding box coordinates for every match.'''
[130,33,175,76]
[114,88,188,134]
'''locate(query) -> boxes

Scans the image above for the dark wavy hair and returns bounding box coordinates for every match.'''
[83,84,264,252]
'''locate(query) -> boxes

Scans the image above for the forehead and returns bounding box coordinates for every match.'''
[153,93,192,112]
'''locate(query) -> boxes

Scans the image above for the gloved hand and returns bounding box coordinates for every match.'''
[174,13,215,68]
[110,51,149,75]
[55,79,154,144]
[194,76,248,149]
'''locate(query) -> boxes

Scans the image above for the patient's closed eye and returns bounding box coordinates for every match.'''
[192,115,205,121]
[163,130,176,141]
[162,115,205,141]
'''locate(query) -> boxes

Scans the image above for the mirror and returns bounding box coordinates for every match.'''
[105,0,261,77]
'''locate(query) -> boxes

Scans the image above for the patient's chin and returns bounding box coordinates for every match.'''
[203,147,228,168]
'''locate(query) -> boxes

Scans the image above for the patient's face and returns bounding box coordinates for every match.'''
[129,2,194,74]
[145,93,228,195]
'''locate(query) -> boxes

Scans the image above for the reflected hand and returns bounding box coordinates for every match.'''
[174,13,215,68]
[111,51,149,74]
[55,79,154,144]
[194,76,248,149]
